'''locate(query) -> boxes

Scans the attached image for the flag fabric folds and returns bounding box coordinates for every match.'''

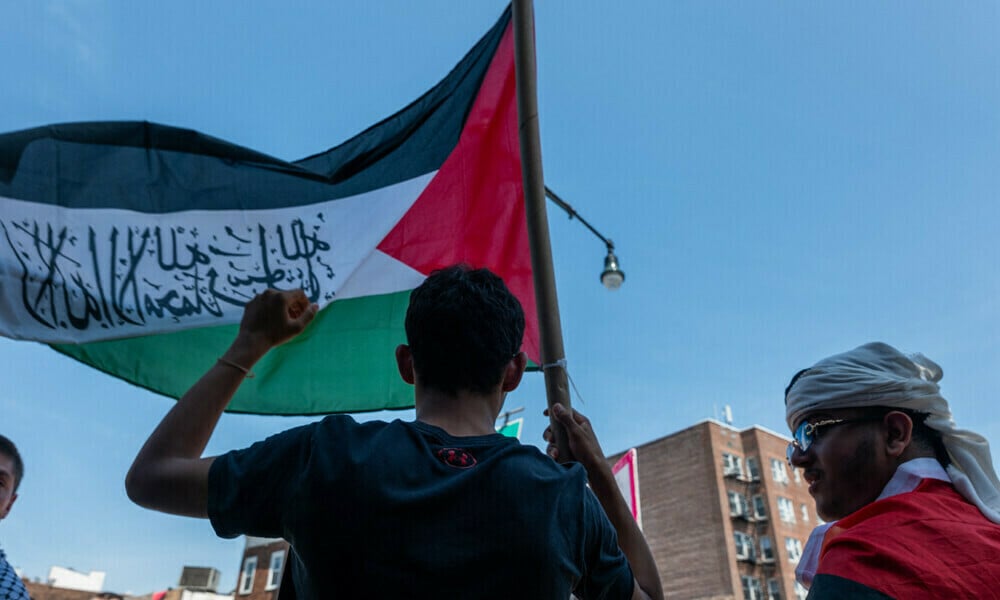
[0,7,538,415]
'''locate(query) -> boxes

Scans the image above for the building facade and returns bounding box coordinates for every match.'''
[235,538,289,600]
[610,419,817,600]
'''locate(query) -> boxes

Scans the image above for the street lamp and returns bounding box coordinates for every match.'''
[600,246,625,290]
[544,186,625,290]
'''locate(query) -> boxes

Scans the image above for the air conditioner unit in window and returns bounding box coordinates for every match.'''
[179,566,221,592]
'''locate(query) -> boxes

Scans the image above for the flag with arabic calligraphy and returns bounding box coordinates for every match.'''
[0,7,537,415]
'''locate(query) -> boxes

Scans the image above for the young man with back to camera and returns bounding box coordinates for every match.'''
[126,265,663,599]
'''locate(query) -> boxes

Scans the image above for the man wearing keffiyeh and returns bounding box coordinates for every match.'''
[0,435,28,600]
[784,342,1000,599]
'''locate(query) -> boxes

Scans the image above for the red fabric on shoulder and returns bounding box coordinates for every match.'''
[817,479,1000,599]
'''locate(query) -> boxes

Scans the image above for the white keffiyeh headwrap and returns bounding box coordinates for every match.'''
[785,342,1000,524]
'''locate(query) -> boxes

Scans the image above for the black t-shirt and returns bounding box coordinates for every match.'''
[208,416,633,599]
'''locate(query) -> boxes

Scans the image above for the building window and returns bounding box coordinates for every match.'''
[723,453,744,478]
[734,531,755,561]
[777,496,796,523]
[793,468,802,484]
[741,575,763,600]
[752,495,768,520]
[800,503,809,523]
[767,578,783,600]
[266,550,285,591]
[238,556,257,595]
[728,491,748,517]
[770,458,789,484]
[785,537,803,564]
[794,582,809,600]
[747,457,761,481]
[759,536,775,562]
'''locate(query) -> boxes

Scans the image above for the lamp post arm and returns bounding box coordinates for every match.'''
[545,186,615,251]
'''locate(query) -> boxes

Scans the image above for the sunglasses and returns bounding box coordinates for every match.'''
[785,416,884,465]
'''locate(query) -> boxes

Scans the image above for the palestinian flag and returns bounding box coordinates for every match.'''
[0,7,538,415]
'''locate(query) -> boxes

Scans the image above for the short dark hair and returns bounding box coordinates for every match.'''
[405,265,525,395]
[0,434,23,492]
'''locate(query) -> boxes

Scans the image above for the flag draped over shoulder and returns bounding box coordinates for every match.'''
[0,7,537,415]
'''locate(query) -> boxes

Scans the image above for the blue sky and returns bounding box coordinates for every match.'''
[2,1,999,594]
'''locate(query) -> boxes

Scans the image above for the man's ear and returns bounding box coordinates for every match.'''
[395,344,415,385]
[500,351,528,392]
[0,492,16,520]
[884,411,914,458]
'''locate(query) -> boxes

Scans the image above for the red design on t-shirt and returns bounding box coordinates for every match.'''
[436,448,478,469]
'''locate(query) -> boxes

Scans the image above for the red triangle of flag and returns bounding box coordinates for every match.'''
[377,24,539,364]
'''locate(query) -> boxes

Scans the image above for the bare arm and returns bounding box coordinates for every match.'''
[125,289,318,517]
[546,404,664,600]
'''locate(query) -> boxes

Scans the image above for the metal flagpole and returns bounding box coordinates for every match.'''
[511,0,574,462]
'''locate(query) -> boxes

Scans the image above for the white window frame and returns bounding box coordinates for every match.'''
[239,556,257,595]
[800,503,809,523]
[741,575,763,600]
[777,496,796,524]
[747,457,761,481]
[752,495,767,520]
[734,531,755,561]
[728,491,748,517]
[265,549,285,591]
[723,453,744,478]
[767,578,783,600]
[785,537,803,564]
[794,581,809,600]
[759,536,775,562]
[770,458,789,484]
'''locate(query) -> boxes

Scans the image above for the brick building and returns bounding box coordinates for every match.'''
[610,419,816,600]
[234,538,288,600]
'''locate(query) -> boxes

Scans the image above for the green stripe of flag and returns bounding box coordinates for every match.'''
[52,291,415,415]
